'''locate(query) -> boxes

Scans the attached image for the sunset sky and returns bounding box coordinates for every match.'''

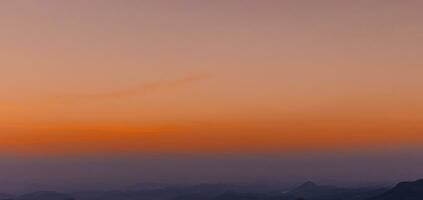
[1,0,423,189]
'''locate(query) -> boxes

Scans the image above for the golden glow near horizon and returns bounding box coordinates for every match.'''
[1,1,423,154]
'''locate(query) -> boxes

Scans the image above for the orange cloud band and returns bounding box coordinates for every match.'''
[1,116,422,155]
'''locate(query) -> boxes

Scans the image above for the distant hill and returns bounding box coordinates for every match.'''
[369,179,423,200]
[17,191,74,200]
[126,182,173,191]
[0,181,394,200]
[212,191,294,200]
[0,193,14,200]
[288,181,387,200]
[75,184,238,200]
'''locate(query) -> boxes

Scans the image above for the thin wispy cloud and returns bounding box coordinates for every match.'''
[60,73,210,100]
[28,73,211,103]
[0,74,212,122]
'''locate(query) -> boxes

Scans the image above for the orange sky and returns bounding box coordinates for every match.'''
[1,1,423,155]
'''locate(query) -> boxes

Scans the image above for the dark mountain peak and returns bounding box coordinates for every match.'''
[298,181,317,188]
[127,182,168,191]
[370,179,423,200]
[291,181,324,193]
[395,179,423,188]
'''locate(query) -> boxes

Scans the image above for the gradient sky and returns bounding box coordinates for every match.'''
[0,0,423,189]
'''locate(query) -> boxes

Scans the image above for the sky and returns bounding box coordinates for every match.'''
[0,0,423,190]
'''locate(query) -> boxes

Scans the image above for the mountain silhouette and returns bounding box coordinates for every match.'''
[75,184,239,200]
[369,179,423,200]
[0,193,14,200]
[212,191,294,200]
[0,181,397,200]
[289,181,387,200]
[17,191,74,200]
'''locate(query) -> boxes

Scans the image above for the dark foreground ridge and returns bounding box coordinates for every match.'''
[4,179,423,200]
[370,179,423,200]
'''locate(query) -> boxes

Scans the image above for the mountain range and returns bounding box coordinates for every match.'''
[2,179,423,200]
